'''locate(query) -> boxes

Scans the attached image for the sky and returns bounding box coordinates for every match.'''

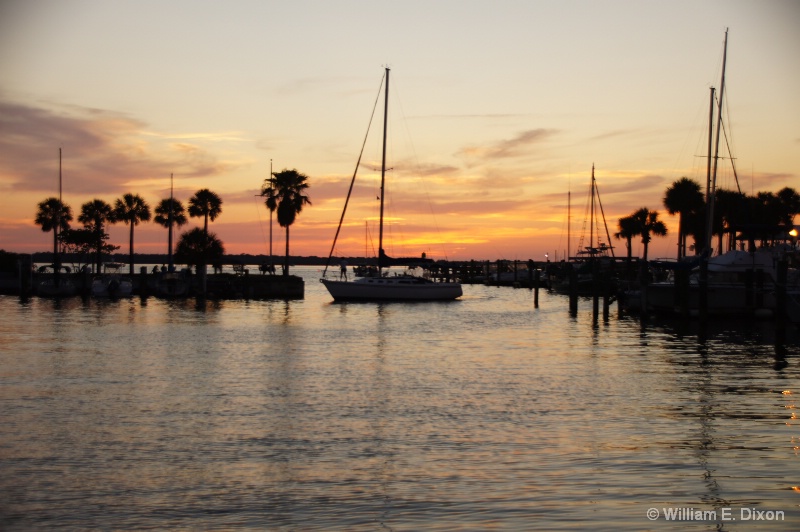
[1,0,798,262]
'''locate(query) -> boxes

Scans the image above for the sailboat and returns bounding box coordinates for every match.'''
[551,164,616,294]
[320,68,462,301]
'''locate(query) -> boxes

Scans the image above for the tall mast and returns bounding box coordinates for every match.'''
[567,188,571,260]
[55,148,63,286]
[590,164,595,256]
[168,173,174,270]
[705,87,715,203]
[58,148,63,202]
[378,67,389,273]
[269,158,273,260]
[705,28,728,255]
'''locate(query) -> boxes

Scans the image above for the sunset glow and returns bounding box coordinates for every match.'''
[1,1,798,261]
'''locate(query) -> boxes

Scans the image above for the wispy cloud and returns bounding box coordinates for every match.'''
[0,98,240,196]
[458,128,559,161]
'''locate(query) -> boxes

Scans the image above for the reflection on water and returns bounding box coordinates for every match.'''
[1,268,798,530]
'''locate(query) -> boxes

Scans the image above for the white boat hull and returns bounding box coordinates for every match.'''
[321,276,462,301]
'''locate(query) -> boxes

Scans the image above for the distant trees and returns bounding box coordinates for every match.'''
[114,193,151,274]
[262,169,311,276]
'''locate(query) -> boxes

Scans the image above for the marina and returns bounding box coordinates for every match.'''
[3,5,800,530]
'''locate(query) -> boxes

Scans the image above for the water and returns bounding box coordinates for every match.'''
[1,266,798,530]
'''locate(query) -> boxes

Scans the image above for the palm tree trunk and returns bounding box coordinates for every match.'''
[284,226,290,275]
[129,223,135,275]
[53,228,60,288]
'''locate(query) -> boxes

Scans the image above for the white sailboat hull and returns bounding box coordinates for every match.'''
[321,276,462,301]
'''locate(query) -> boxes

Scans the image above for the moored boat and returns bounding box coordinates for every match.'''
[320,67,462,302]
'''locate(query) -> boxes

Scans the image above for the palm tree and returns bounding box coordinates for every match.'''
[262,169,311,275]
[175,227,225,268]
[662,177,704,260]
[35,197,73,267]
[154,197,188,269]
[114,193,151,274]
[714,188,746,253]
[188,188,223,234]
[631,207,668,262]
[776,187,800,227]
[78,199,117,273]
[614,214,639,264]
[176,227,225,296]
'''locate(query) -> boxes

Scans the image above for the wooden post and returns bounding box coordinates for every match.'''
[569,267,578,314]
[699,259,708,322]
[533,269,540,308]
[676,268,689,317]
[776,260,788,321]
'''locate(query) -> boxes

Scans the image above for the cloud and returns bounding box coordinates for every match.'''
[0,98,239,196]
[457,128,559,161]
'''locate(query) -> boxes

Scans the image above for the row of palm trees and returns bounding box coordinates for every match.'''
[35,188,224,275]
[34,168,312,277]
[615,177,800,261]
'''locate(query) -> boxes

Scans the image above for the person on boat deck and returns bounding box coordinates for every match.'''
[340,259,348,280]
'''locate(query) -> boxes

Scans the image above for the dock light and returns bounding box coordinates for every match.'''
[790,228,798,237]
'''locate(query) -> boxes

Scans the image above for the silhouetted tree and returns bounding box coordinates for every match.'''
[154,198,188,228]
[188,188,223,235]
[175,227,225,271]
[114,193,151,274]
[713,188,746,253]
[262,169,311,275]
[154,197,188,268]
[78,199,118,273]
[35,197,72,266]
[777,187,800,227]
[631,207,668,262]
[614,214,638,263]
[663,177,703,259]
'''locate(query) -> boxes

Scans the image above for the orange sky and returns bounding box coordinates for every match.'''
[2,1,798,262]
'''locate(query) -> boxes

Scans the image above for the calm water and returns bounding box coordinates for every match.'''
[1,266,799,530]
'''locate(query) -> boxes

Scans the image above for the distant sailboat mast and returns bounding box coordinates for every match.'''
[705,28,728,255]
[269,159,274,261]
[567,188,571,260]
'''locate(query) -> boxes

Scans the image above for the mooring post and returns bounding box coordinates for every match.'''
[699,259,708,322]
[533,269,540,308]
[569,267,578,314]
[776,259,788,321]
